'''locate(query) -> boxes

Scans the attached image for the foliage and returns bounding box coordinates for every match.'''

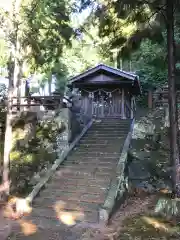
[0,38,8,69]
[0,84,7,102]
[130,40,167,90]
[24,0,73,75]
[77,1,180,90]
[0,0,74,96]
[62,17,111,78]
[80,0,165,58]
[0,112,66,196]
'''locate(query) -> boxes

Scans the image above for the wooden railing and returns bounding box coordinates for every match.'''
[153,88,180,107]
[0,95,65,112]
[125,97,136,119]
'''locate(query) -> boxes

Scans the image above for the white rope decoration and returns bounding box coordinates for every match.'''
[81,88,121,94]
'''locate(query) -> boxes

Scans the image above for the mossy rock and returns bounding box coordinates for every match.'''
[148,151,170,179]
[155,197,180,218]
[128,160,151,180]
[131,139,152,151]
[129,149,150,162]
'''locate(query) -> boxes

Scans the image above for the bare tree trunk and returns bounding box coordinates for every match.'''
[117,51,123,69]
[2,58,14,197]
[166,0,179,196]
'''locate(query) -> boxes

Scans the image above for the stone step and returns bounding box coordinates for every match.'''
[93,119,131,124]
[70,152,120,157]
[30,207,98,223]
[78,142,123,147]
[84,132,128,137]
[65,154,119,160]
[19,119,130,232]
[10,227,84,240]
[75,146,122,152]
[59,164,116,172]
[81,136,125,140]
[65,158,118,165]
[44,183,107,194]
[79,139,124,144]
[89,126,129,130]
[91,125,130,129]
[77,144,123,149]
[78,141,125,146]
[88,126,129,130]
[46,177,110,188]
[76,147,122,152]
[57,166,115,176]
[24,215,74,230]
[64,159,117,166]
[38,191,105,204]
[33,199,99,213]
[93,125,129,129]
[69,151,120,157]
[92,124,130,128]
[54,171,113,181]
[54,167,114,178]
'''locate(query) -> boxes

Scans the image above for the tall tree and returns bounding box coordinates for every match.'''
[166,0,178,195]
[0,0,73,196]
[80,0,180,195]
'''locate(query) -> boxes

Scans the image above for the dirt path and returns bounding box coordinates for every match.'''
[81,194,156,240]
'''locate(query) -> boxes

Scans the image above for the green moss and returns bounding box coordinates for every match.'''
[23,154,33,163]
[0,113,66,197]
[10,151,21,161]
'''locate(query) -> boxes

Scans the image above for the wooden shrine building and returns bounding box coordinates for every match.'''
[67,64,141,119]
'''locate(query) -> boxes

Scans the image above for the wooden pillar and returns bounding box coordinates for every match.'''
[130,96,134,119]
[148,90,153,109]
[121,89,125,119]
[101,96,104,118]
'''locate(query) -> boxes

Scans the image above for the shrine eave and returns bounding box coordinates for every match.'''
[67,63,141,95]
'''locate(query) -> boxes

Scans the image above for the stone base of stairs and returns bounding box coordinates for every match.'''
[10,119,132,239]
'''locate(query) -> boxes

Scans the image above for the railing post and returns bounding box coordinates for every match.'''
[121,89,125,119]
[130,96,134,119]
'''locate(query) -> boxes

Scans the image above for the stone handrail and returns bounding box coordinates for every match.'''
[99,118,135,224]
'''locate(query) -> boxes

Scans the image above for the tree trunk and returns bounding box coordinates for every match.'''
[48,75,52,95]
[117,51,123,69]
[2,58,14,197]
[148,90,153,109]
[116,51,121,69]
[166,0,179,196]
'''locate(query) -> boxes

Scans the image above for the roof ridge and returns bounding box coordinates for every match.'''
[69,64,138,84]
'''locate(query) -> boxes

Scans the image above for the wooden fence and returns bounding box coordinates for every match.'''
[0,95,65,112]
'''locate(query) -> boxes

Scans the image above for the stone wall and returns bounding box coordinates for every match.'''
[128,107,172,193]
[55,108,70,156]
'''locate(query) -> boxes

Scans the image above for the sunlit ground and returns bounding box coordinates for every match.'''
[117,214,180,240]
[17,220,38,236]
[5,194,180,239]
[54,200,85,226]
[4,197,86,237]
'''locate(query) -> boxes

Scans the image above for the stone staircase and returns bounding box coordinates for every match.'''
[11,119,131,239]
